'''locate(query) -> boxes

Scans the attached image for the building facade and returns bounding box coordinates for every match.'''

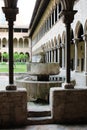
[0,27,31,62]
[29,0,87,86]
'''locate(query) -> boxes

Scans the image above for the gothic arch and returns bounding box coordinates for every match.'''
[51,39,54,48]
[54,37,57,47]
[19,38,23,48]
[24,38,29,48]
[13,38,17,48]
[48,41,51,49]
[75,21,83,39]
[60,0,75,10]
[58,34,61,45]
[2,38,7,48]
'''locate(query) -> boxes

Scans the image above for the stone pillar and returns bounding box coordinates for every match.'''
[83,34,87,75]
[57,46,60,64]
[46,51,49,63]
[74,38,79,72]
[61,43,65,69]
[29,38,32,61]
[83,34,87,86]
[51,13,52,27]
[57,4,59,20]
[54,48,56,63]
[50,50,51,62]
[60,10,77,89]
[54,8,55,24]
[51,49,54,62]
[2,7,18,90]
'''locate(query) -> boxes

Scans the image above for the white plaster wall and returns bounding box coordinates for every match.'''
[32,20,65,52]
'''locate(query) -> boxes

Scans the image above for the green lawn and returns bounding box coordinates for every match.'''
[0,63,27,73]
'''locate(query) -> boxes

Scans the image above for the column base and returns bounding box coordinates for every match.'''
[64,83,74,89]
[6,84,17,90]
[84,72,87,75]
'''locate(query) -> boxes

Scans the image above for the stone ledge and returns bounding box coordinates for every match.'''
[50,87,87,123]
[0,88,27,128]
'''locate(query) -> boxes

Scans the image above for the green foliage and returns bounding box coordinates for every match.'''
[2,52,8,61]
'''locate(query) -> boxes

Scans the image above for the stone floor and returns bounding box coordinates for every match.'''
[2,124,87,130]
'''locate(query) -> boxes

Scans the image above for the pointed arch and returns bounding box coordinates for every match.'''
[60,0,75,10]
[51,39,54,48]
[54,37,57,47]
[75,21,83,40]
[58,34,61,45]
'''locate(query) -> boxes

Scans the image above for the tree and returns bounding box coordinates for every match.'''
[14,52,19,62]
[2,52,8,62]
[19,53,25,62]
[24,53,29,62]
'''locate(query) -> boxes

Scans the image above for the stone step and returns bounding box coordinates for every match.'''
[27,116,53,125]
[27,102,51,117]
[27,110,51,117]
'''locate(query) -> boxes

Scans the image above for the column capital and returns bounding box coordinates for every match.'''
[82,34,87,42]
[2,7,18,21]
[61,43,65,48]
[60,10,77,24]
[73,38,79,44]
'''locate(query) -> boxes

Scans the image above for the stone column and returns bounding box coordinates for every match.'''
[61,43,65,69]
[46,51,49,63]
[74,38,79,72]
[57,4,59,20]
[54,8,55,24]
[83,34,87,86]
[83,34,87,74]
[51,49,54,62]
[49,50,51,63]
[2,7,18,90]
[51,13,52,27]
[29,38,32,61]
[57,45,60,64]
[61,10,77,89]
[54,48,56,63]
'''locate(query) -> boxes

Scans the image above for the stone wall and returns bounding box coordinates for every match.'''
[50,87,87,123]
[0,88,27,128]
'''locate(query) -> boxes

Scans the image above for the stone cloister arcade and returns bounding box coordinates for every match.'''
[42,20,87,74]
[0,36,30,62]
[0,0,87,128]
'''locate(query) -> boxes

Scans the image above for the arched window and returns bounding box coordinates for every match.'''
[24,38,28,48]
[19,38,23,48]
[2,38,7,48]
[13,38,17,48]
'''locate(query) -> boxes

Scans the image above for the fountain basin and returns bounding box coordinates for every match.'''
[16,62,61,102]
[16,80,62,102]
[27,62,60,76]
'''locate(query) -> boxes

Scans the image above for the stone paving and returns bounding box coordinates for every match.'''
[2,124,87,130]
